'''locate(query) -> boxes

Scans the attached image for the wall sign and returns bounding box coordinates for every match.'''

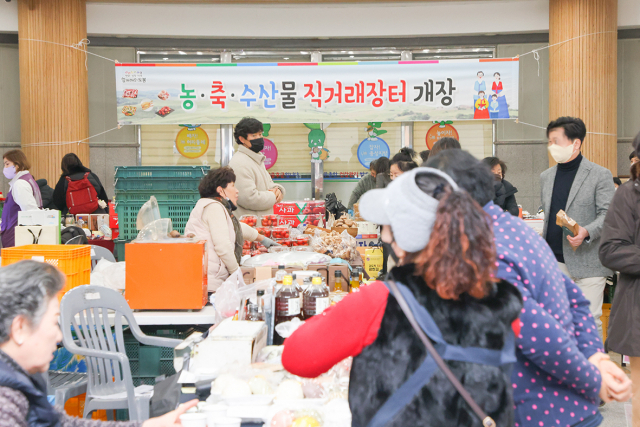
[425,121,459,149]
[262,138,278,170]
[357,123,391,168]
[175,125,209,159]
[115,58,519,125]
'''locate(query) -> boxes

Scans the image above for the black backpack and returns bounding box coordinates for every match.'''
[61,226,89,245]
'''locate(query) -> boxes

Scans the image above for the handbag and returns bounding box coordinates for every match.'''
[386,280,496,427]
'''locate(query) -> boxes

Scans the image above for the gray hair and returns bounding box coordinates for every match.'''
[0,261,65,343]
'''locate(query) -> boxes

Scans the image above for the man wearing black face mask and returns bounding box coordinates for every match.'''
[229,117,286,219]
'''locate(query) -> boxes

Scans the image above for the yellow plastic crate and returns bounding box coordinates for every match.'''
[1,245,91,298]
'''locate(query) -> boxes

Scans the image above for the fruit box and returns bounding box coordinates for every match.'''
[274,201,325,216]
[278,215,323,227]
[125,240,208,310]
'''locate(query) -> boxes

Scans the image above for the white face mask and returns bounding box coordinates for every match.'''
[548,141,577,164]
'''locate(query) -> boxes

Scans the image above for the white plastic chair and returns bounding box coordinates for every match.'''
[59,285,182,421]
[91,245,116,270]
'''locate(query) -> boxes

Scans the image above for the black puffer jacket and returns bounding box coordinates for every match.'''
[493,179,519,216]
[349,264,522,427]
[52,165,109,215]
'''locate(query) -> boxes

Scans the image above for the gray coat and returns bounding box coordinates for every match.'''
[540,157,615,279]
[599,180,640,356]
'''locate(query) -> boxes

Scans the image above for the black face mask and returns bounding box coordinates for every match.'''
[226,198,238,212]
[248,137,264,153]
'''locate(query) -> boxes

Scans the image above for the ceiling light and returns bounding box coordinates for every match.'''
[349,55,354,58]
[196,52,203,55]
[283,57,289,60]
[163,57,168,60]
[178,51,186,55]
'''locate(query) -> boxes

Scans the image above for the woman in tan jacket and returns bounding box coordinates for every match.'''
[185,167,278,291]
[229,118,286,218]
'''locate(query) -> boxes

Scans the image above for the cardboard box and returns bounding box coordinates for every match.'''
[15,225,61,246]
[278,215,323,228]
[125,241,208,310]
[240,266,255,284]
[328,264,350,292]
[90,214,110,232]
[189,319,267,375]
[18,210,60,226]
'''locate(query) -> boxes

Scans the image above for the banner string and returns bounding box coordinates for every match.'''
[516,30,618,59]
[21,126,121,148]
[514,120,617,137]
[19,38,117,70]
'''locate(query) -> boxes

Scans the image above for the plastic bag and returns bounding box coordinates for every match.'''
[90,259,126,291]
[213,269,246,324]
[274,318,305,339]
[312,230,355,261]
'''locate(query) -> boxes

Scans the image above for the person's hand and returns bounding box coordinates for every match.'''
[273,188,284,203]
[599,359,633,402]
[261,237,280,248]
[567,226,589,249]
[588,353,613,403]
[141,399,199,427]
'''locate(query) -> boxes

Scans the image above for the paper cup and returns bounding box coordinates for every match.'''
[200,404,228,426]
[179,413,208,427]
[212,417,242,427]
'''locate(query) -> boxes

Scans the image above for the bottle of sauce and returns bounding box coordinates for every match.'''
[333,270,344,292]
[274,275,301,345]
[257,290,266,321]
[303,276,330,319]
[350,270,361,293]
[274,265,287,292]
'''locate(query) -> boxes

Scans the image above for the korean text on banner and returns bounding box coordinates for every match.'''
[115,59,519,125]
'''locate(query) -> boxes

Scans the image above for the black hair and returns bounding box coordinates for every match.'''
[499,160,507,178]
[199,166,237,199]
[477,71,484,76]
[61,153,83,175]
[491,94,498,99]
[429,137,461,157]
[494,72,500,77]
[630,151,638,161]
[546,116,587,144]
[391,148,418,172]
[372,157,390,174]
[419,150,430,163]
[233,117,263,145]
[425,149,495,207]
[613,177,622,186]
[369,159,377,171]
[482,157,501,170]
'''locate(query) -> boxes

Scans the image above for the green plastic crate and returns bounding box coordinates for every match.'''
[114,191,200,204]
[115,201,197,241]
[115,179,204,192]
[114,239,129,262]
[123,327,191,387]
[115,166,210,180]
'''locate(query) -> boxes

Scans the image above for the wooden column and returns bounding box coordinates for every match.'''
[549,0,617,172]
[18,0,89,185]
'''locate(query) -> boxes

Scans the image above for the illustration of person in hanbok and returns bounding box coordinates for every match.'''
[492,72,510,119]
[489,94,500,119]
[474,91,490,119]
[474,71,486,102]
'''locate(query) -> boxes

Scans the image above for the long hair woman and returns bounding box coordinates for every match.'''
[283,167,522,427]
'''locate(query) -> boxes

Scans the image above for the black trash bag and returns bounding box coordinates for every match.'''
[325,193,347,221]
[150,372,182,417]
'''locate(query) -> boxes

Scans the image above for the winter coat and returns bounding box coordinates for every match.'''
[283,264,522,427]
[493,179,519,216]
[36,179,56,210]
[52,165,109,215]
[228,146,286,219]
[185,198,258,292]
[348,174,376,209]
[599,179,640,356]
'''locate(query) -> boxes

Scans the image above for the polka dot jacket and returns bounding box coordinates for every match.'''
[485,202,604,427]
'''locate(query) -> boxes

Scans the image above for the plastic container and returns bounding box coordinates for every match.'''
[214,417,242,427]
[239,215,258,227]
[276,238,293,247]
[303,276,330,319]
[1,245,90,300]
[274,275,302,345]
[293,235,311,246]
[178,413,207,427]
[256,227,272,238]
[261,214,278,227]
[272,226,290,239]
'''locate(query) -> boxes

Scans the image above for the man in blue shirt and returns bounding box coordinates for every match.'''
[425,149,631,427]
